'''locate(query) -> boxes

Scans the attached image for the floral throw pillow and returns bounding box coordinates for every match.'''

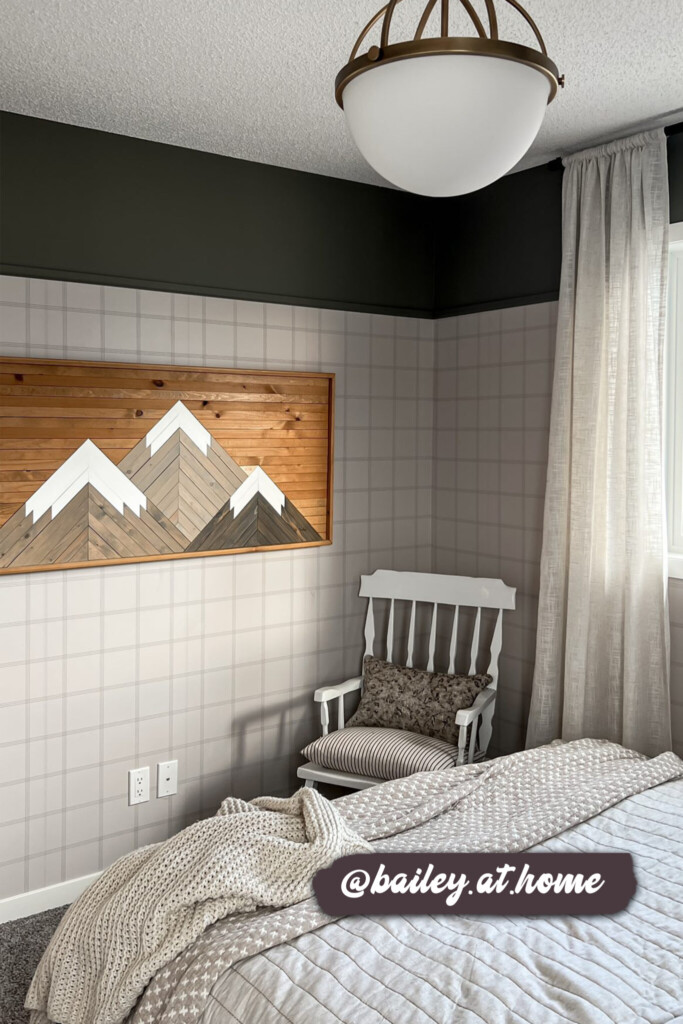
[345,655,492,746]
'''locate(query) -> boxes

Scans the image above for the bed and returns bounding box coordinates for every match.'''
[123,742,683,1024]
[200,779,683,1024]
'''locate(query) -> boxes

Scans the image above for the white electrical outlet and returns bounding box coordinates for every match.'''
[157,759,178,798]
[128,766,150,806]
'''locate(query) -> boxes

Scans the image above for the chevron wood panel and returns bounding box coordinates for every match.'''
[0,358,334,573]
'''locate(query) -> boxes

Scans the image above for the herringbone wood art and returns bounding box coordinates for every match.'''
[0,358,334,574]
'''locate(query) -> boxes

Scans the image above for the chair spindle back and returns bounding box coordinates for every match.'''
[359,570,516,687]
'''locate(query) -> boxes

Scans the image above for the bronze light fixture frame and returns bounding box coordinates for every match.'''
[335,0,564,109]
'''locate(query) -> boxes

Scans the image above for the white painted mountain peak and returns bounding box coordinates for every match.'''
[229,466,285,517]
[146,401,212,457]
[25,440,147,523]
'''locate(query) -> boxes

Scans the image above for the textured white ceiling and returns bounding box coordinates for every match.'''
[1,0,682,189]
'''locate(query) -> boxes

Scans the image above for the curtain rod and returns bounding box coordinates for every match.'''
[573,111,683,152]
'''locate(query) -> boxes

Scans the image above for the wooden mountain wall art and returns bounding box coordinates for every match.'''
[0,358,334,574]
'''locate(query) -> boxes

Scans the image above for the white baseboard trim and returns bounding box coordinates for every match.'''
[0,871,101,924]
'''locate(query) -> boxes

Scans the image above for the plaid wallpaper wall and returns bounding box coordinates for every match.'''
[1,279,681,902]
[668,582,683,756]
[433,302,558,756]
[0,276,434,899]
[434,302,683,761]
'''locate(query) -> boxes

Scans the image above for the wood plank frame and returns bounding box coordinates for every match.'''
[0,357,335,575]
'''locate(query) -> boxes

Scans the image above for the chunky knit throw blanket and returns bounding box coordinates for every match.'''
[25,788,371,1024]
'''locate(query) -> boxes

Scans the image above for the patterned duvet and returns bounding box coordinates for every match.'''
[202,779,683,1024]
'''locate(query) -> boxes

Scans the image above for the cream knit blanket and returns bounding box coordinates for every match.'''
[25,788,371,1024]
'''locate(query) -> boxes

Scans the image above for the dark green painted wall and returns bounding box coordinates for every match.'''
[668,128,683,225]
[434,159,564,317]
[1,113,682,318]
[434,127,683,317]
[0,112,436,317]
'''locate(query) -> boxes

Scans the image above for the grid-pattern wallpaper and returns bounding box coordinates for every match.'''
[0,276,435,899]
[667,580,683,757]
[433,302,557,756]
[434,302,683,760]
[2,280,681,902]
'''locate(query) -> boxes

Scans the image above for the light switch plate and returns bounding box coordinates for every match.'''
[128,766,150,806]
[157,759,178,798]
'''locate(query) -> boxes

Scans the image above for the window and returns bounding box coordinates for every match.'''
[666,222,683,578]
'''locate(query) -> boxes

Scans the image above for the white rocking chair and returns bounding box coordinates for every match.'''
[297,570,516,791]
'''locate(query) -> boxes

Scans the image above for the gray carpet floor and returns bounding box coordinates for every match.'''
[0,906,67,1024]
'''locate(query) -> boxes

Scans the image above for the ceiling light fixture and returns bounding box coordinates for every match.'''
[335,0,563,197]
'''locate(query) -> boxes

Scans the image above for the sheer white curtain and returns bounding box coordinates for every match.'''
[526,129,671,757]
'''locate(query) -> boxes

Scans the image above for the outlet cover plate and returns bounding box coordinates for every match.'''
[128,766,150,805]
[157,759,178,798]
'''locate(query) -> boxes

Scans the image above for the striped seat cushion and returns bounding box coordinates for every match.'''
[301,726,459,781]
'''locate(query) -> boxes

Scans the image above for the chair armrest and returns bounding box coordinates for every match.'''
[455,685,496,727]
[314,677,362,703]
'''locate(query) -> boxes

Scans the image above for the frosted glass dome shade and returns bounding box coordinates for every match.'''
[342,53,551,196]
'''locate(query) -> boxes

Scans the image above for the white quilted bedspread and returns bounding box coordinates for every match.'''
[129,739,683,1024]
[203,778,683,1024]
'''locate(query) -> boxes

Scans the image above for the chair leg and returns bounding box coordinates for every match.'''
[304,779,317,789]
[478,702,495,758]
[456,723,468,766]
